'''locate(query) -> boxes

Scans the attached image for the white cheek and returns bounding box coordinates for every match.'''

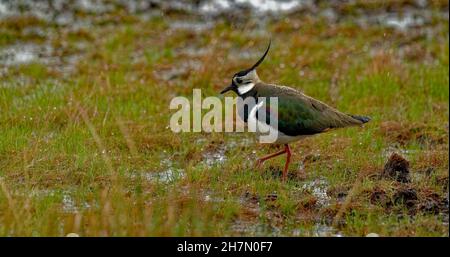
[237,83,255,94]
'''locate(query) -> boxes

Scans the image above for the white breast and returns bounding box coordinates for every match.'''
[247,101,307,144]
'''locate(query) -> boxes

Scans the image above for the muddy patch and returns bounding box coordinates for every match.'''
[382,153,411,183]
[241,191,280,208]
[379,121,447,147]
[369,187,392,208]
[231,191,287,236]
[327,185,349,204]
[264,163,307,181]
[367,183,448,218]
[418,190,449,215]
[393,185,418,211]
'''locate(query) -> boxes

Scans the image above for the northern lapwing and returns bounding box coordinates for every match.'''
[220,41,371,181]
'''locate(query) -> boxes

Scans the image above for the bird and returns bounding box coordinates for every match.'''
[220,41,371,181]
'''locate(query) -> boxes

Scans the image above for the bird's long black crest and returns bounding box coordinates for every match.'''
[249,40,271,71]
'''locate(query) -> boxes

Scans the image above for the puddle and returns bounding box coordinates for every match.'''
[1,0,446,23]
[26,189,91,214]
[356,8,446,32]
[311,224,343,237]
[1,1,445,77]
[176,45,213,58]
[169,20,215,32]
[300,178,331,207]
[235,0,304,13]
[62,193,78,213]
[76,0,114,14]
[228,49,265,61]
[230,220,281,236]
[142,168,185,183]
[0,44,43,66]
[381,146,418,159]
[319,8,338,23]
[200,0,232,14]
[0,0,112,20]
[200,0,308,15]
[128,158,185,184]
[202,145,227,167]
[60,192,92,213]
[202,190,225,203]
[226,134,254,149]
[384,13,425,31]
[291,223,343,237]
[0,2,8,16]
[0,42,85,76]
[154,60,202,81]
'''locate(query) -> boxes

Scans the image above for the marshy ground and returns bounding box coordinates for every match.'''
[0,0,448,236]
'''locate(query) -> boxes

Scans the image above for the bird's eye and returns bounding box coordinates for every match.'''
[236,78,242,84]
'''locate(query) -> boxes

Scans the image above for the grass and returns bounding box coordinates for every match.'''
[0,2,448,236]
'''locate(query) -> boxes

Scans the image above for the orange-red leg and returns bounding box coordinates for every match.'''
[282,144,291,181]
[255,144,292,181]
[255,148,286,168]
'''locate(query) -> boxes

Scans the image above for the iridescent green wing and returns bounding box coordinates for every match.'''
[256,84,361,136]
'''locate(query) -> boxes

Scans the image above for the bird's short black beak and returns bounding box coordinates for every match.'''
[220,84,234,94]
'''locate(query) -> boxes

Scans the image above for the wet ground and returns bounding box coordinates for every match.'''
[1,0,448,77]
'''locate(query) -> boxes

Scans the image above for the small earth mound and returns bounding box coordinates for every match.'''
[393,186,418,210]
[267,166,304,181]
[370,188,392,208]
[418,192,448,215]
[382,153,411,183]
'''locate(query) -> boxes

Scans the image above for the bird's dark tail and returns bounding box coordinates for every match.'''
[349,114,371,124]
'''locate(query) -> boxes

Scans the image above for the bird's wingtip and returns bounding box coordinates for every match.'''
[350,115,371,124]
